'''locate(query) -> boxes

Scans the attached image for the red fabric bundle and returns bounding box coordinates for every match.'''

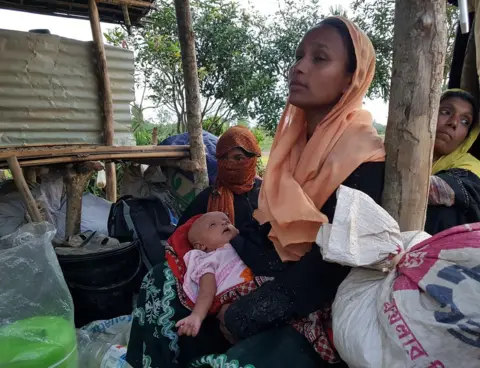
[166,215,267,314]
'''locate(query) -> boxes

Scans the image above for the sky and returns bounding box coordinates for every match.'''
[0,0,388,124]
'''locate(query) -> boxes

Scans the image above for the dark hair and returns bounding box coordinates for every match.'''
[318,17,357,74]
[440,89,479,132]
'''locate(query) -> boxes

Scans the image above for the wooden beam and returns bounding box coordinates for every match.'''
[135,158,201,171]
[0,0,124,17]
[105,162,117,201]
[7,156,43,223]
[64,162,103,241]
[122,4,132,32]
[89,0,117,202]
[382,0,447,231]
[0,145,190,160]
[151,127,158,145]
[0,151,190,168]
[174,0,209,193]
[97,0,156,9]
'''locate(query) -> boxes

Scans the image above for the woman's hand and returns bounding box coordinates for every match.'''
[217,304,236,344]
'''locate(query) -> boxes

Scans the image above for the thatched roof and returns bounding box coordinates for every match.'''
[0,0,155,26]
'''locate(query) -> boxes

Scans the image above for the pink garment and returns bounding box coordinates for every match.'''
[183,244,250,303]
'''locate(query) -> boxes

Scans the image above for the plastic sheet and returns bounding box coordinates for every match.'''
[0,223,77,367]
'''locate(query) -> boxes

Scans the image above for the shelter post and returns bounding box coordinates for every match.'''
[382,0,447,230]
[173,0,209,192]
[89,0,117,202]
[7,156,43,223]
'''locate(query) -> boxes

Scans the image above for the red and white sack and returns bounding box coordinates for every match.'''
[317,186,480,368]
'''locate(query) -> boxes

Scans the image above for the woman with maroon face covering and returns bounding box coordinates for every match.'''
[177,125,262,229]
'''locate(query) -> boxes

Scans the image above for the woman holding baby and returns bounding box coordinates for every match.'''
[127,16,480,368]
[127,16,383,368]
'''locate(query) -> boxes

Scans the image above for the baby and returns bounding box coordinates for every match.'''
[175,212,253,337]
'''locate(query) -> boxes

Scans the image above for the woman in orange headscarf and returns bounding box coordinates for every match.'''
[213,17,385,367]
[177,125,262,228]
[127,17,384,368]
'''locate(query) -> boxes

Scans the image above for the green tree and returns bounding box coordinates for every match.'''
[106,0,276,134]
[352,0,458,99]
[251,0,354,133]
[253,0,324,132]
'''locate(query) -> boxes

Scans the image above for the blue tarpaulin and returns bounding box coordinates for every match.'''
[159,130,218,185]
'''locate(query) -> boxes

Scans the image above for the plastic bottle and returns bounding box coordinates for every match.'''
[77,330,132,368]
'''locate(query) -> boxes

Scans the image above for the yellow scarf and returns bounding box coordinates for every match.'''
[432,124,480,178]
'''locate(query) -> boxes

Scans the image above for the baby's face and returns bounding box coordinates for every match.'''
[188,212,238,252]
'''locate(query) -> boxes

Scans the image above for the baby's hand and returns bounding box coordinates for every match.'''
[176,313,203,337]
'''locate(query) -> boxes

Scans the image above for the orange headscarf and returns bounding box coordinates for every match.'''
[254,17,385,262]
[208,126,261,224]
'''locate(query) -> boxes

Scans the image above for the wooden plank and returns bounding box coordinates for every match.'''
[0,145,190,160]
[97,0,156,9]
[1,143,91,149]
[0,151,190,168]
[174,0,209,193]
[7,156,43,223]
[382,0,447,231]
[0,0,124,16]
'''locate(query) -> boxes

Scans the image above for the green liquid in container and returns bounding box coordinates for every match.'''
[0,316,77,368]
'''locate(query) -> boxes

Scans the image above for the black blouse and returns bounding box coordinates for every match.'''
[224,162,385,339]
[425,168,480,235]
[177,178,262,228]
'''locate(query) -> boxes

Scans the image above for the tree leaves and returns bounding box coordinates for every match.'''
[352,0,458,99]
[105,0,459,135]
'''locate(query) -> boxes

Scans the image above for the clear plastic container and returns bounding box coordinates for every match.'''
[0,223,77,368]
[77,330,131,368]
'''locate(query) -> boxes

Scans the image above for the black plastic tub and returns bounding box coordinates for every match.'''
[56,241,145,327]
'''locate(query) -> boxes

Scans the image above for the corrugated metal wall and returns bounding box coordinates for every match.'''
[0,29,135,147]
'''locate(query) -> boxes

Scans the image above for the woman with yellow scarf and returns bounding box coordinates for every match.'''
[426,89,480,234]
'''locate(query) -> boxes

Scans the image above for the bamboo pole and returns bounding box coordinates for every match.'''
[382,0,447,231]
[89,0,117,202]
[174,0,209,192]
[151,127,159,145]
[7,156,43,223]
[122,4,132,33]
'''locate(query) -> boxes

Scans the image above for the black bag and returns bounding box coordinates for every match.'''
[108,196,176,269]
